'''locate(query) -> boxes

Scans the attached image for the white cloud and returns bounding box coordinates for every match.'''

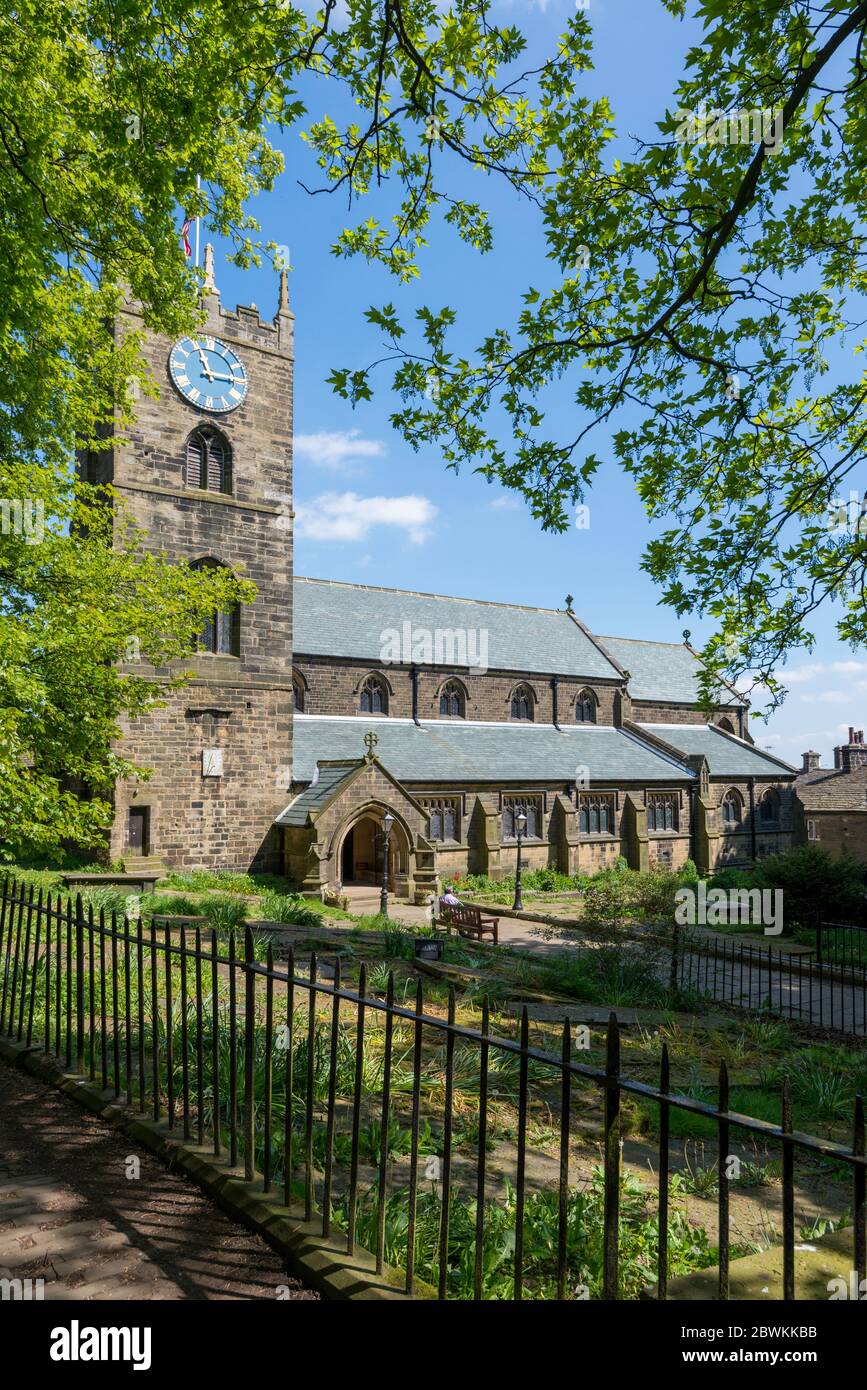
[782,662,824,684]
[799,690,852,704]
[294,429,384,472]
[295,491,438,545]
[489,493,521,511]
[782,659,867,685]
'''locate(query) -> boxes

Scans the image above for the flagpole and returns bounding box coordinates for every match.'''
[195,174,201,269]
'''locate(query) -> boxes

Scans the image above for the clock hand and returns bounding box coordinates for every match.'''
[197,348,215,380]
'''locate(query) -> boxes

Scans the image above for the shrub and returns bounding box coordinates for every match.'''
[142,892,204,918]
[201,896,248,930]
[631,869,680,924]
[754,846,865,930]
[258,891,321,927]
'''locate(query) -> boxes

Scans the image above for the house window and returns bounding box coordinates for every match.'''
[359,675,388,714]
[422,797,460,842]
[575,689,596,723]
[191,558,240,656]
[807,819,819,841]
[721,790,743,826]
[439,681,465,718]
[578,793,615,835]
[185,427,232,494]
[759,788,780,822]
[510,685,534,721]
[647,793,678,832]
[502,796,542,840]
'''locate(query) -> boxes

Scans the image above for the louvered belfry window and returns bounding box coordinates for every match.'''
[185,428,231,493]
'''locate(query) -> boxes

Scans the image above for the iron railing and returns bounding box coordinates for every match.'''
[1,876,865,1300]
[816,921,867,975]
[673,926,867,1037]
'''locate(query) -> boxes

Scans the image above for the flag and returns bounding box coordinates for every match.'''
[181,217,192,258]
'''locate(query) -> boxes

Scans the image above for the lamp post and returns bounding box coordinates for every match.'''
[380,811,395,918]
[513,809,527,912]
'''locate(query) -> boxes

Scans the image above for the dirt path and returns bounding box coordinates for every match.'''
[0,1063,317,1301]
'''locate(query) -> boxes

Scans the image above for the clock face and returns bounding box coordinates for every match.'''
[168,335,248,413]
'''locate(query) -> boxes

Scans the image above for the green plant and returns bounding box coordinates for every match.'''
[382,925,415,959]
[258,891,322,927]
[142,892,204,918]
[337,1168,715,1299]
[201,896,249,930]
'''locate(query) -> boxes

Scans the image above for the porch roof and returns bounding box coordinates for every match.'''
[277,761,358,828]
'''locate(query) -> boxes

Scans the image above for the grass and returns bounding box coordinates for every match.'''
[537,945,706,1013]
[336,1168,717,1299]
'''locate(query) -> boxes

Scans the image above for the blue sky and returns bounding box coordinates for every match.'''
[205,0,863,765]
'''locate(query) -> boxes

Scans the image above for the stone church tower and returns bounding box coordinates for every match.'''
[82,254,294,872]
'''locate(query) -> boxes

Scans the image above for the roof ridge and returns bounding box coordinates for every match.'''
[597,634,691,650]
[294,574,573,618]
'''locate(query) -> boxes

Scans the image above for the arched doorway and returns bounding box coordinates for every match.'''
[337,810,409,892]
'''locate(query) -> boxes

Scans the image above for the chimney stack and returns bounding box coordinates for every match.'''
[834,727,867,773]
[801,750,821,773]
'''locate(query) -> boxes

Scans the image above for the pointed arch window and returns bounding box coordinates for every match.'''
[717,717,735,734]
[721,789,743,826]
[439,680,466,718]
[185,427,232,494]
[191,558,240,656]
[292,676,305,712]
[510,684,534,721]
[359,675,388,715]
[759,788,780,823]
[575,689,596,723]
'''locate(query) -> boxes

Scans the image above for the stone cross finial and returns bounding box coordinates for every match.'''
[203,242,217,295]
[682,629,691,644]
[363,730,379,762]
[565,593,574,612]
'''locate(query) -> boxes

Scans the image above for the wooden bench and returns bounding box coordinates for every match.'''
[437,901,499,946]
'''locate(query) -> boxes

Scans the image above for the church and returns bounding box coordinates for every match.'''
[82,263,798,899]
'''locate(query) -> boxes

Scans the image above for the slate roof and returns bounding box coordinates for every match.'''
[293,578,621,680]
[277,762,357,827]
[795,765,867,809]
[598,636,738,705]
[639,724,797,778]
[290,716,694,786]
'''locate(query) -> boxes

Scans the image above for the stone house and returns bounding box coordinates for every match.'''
[794,729,867,865]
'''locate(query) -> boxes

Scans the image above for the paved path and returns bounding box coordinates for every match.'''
[354,888,867,1034]
[350,886,569,956]
[677,941,867,1036]
[0,1064,317,1301]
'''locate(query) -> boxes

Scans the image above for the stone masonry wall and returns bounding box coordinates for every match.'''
[293,656,622,726]
[97,286,295,871]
